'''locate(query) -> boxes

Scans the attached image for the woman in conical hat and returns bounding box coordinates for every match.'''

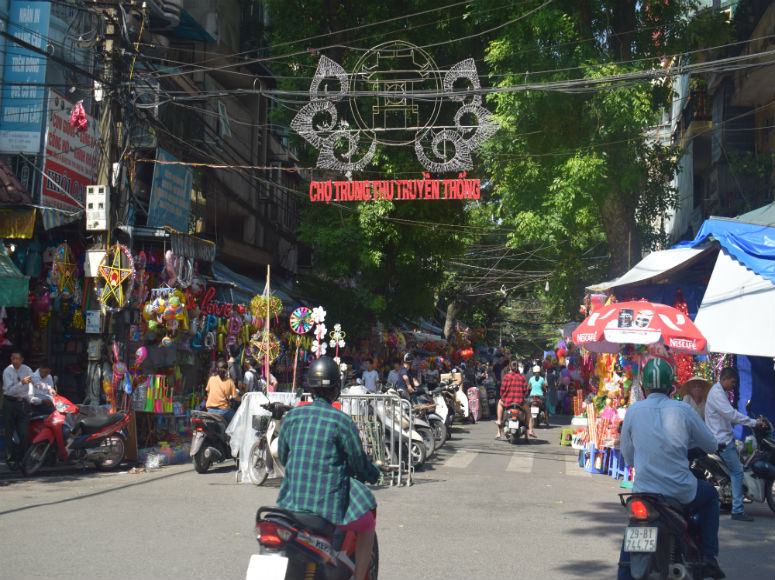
[678,376,711,420]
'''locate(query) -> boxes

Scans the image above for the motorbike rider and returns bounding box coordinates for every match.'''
[495,361,532,439]
[2,350,33,469]
[205,358,241,423]
[397,353,419,396]
[528,365,548,426]
[29,361,56,415]
[277,356,381,580]
[704,367,763,522]
[619,357,724,580]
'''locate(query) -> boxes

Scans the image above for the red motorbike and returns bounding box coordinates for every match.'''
[21,393,130,476]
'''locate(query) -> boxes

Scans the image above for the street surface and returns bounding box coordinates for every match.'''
[1,417,773,579]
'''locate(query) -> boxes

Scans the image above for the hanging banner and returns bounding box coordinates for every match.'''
[0,0,51,153]
[0,208,36,238]
[40,90,99,210]
[309,175,481,202]
[147,148,193,233]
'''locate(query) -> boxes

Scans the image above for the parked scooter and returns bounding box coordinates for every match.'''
[190,409,237,473]
[690,412,775,513]
[617,492,706,580]
[503,404,529,445]
[247,401,292,486]
[21,394,130,476]
[249,506,379,580]
[413,386,448,446]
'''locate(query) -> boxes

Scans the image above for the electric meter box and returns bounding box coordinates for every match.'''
[86,185,109,231]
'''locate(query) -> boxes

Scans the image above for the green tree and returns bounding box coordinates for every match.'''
[482,0,729,320]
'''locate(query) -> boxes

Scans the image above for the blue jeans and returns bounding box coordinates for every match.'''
[686,479,720,558]
[617,481,719,579]
[207,407,235,423]
[718,443,745,514]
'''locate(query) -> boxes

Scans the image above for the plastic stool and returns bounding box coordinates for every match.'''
[560,427,574,446]
[607,448,625,479]
[583,444,606,474]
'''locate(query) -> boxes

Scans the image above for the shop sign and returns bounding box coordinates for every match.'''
[147,148,192,233]
[0,0,51,153]
[85,310,102,334]
[40,91,99,210]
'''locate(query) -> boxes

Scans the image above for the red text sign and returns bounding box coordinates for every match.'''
[309,174,481,203]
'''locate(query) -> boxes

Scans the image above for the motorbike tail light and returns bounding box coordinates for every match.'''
[628,498,657,521]
[257,521,295,547]
[195,427,204,432]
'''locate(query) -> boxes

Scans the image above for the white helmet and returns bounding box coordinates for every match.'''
[532,365,541,373]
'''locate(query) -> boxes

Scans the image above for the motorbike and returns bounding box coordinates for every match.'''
[504,404,529,445]
[690,413,775,513]
[416,386,448,446]
[190,409,237,473]
[529,395,548,428]
[247,402,293,486]
[21,394,130,476]
[617,492,705,580]
[249,506,379,580]
[409,387,446,450]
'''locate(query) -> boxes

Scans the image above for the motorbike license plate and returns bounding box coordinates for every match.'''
[624,527,658,552]
[508,420,520,429]
[531,406,539,414]
[245,554,288,580]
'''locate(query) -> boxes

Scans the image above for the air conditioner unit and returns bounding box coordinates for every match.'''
[85,185,110,231]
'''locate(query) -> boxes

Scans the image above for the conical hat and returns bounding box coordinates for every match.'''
[677,376,711,399]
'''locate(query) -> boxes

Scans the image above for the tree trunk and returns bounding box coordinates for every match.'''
[600,191,641,278]
[443,300,463,342]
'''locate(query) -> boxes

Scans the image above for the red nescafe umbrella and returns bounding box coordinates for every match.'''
[572,300,708,354]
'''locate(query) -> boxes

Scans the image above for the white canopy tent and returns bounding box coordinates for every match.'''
[587,244,714,292]
[694,249,775,358]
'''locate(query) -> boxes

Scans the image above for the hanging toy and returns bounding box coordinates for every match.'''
[163,250,179,287]
[70,100,88,132]
[226,315,242,349]
[95,244,135,312]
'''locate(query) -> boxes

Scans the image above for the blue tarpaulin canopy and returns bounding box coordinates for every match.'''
[672,217,775,284]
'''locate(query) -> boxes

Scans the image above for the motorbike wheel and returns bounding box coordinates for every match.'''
[766,479,775,513]
[95,435,126,471]
[417,427,435,458]
[247,440,268,486]
[430,419,447,447]
[409,441,426,469]
[368,533,379,580]
[193,447,211,474]
[21,441,51,476]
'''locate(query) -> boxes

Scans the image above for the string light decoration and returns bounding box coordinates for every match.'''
[291,41,497,173]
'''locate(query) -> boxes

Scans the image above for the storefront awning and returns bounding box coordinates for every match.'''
[211,262,294,306]
[586,244,714,292]
[694,249,775,358]
[0,244,29,307]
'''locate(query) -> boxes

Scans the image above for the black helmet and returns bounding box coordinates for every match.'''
[403,353,415,364]
[307,356,341,391]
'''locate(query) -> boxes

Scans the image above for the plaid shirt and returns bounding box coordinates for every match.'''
[277,398,380,525]
[500,371,527,407]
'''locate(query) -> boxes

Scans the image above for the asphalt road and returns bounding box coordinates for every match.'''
[1,417,773,580]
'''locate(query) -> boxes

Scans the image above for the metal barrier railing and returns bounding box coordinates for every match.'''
[340,392,414,487]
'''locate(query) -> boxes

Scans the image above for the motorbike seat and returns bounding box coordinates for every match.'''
[78,412,126,434]
[192,410,230,424]
[30,411,52,421]
[259,507,335,537]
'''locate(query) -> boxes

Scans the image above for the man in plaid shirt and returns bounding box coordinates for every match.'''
[495,361,534,439]
[278,356,381,580]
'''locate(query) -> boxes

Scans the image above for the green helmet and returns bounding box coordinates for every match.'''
[642,358,673,392]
